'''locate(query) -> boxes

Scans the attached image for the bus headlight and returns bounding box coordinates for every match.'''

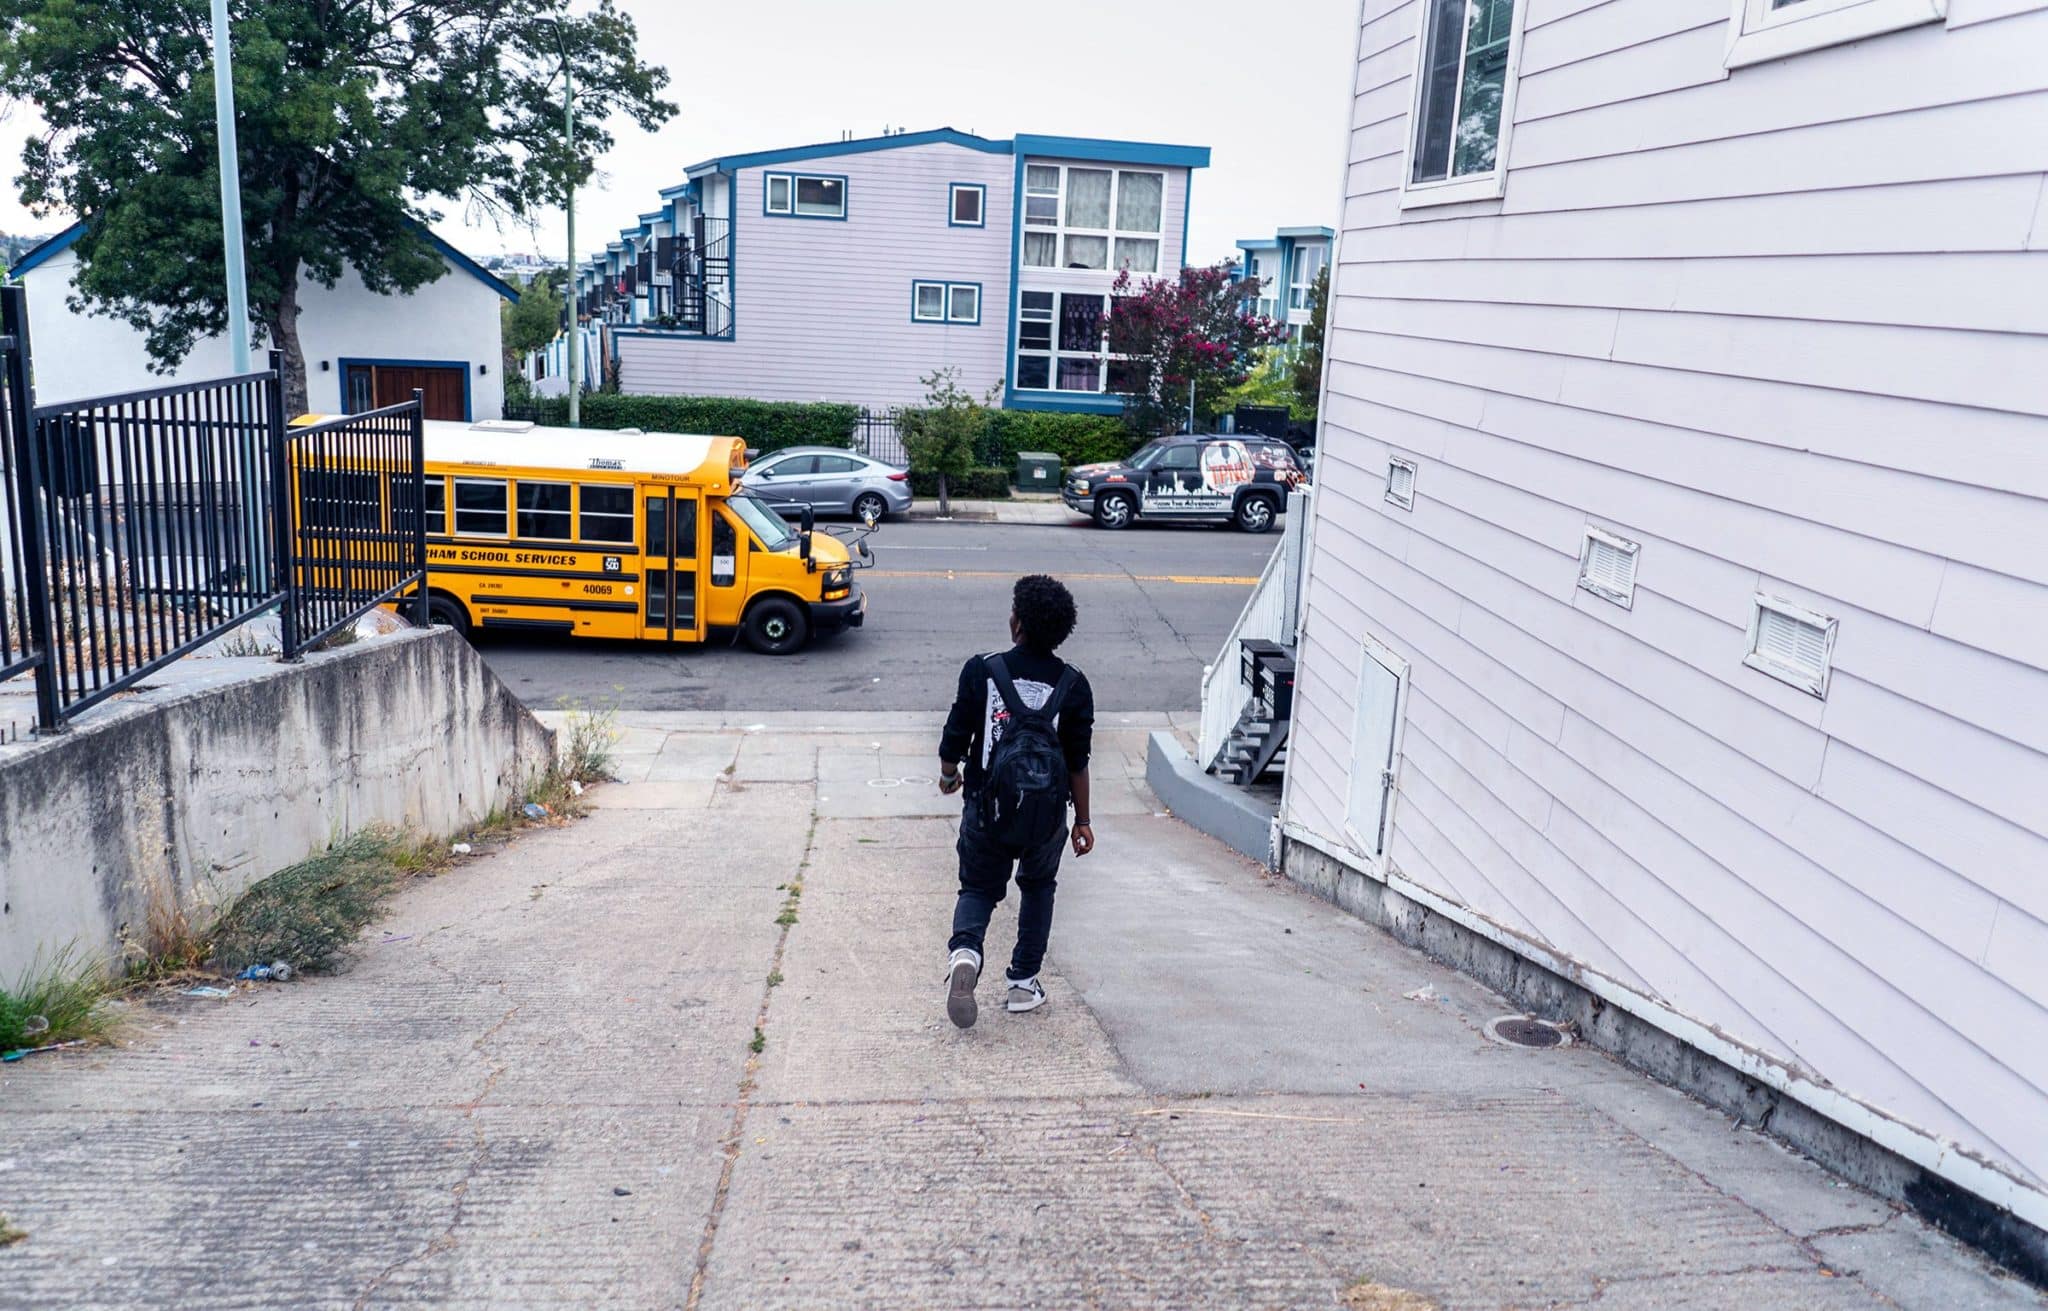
[823,565,851,600]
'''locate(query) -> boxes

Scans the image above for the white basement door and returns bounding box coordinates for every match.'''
[1346,642,1406,859]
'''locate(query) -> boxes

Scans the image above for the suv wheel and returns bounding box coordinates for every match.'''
[743,597,811,655]
[1235,493,1277,534]
[1094,491,1137,530]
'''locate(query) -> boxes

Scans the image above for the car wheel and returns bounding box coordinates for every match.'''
[427,593,472,639]
[854,491,888,524]
[1235,493,1277,534]
[743,597,811,655]
[1094,491,1137,530]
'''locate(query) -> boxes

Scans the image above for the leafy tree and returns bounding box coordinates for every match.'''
[1290,264,1329,420]
[902,367,995,517]
[1222,349,1303,419]
[501,270,565,373]
[0,1,673,413]
[1106,261,1286,439]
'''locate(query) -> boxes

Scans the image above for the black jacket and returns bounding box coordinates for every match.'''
[939,645,1095,791]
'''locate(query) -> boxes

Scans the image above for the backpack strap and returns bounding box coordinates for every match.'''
[986,655,1030,721]
[989,656,1076,723]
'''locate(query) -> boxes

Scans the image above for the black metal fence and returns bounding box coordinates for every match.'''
[284,401,430,652]
[0,284,427,732]
[856,407,908,467]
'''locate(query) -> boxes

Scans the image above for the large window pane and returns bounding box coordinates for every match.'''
[1114,237,1159,274]
[1411,0,1471,184]
[795,175,845,217]
[516,481,573,539]
[1016,355,1051,390]
[1056,357,1102,392]
[1063,234,1108,270]
[948,285,980,323]
[914,282,946,320]
[1116,172,1164,232]
[1059,295,1105,352]
[1023,232,1058,266]
[1065,168,1112,228]
[1411,0,1515,184]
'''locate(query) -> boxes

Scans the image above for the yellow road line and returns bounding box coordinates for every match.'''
[872,569,1259,586]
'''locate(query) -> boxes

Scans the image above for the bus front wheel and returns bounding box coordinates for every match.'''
[427,594,472,640]
[743,597,810,655]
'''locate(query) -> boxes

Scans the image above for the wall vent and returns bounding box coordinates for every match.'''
[1744,594,1837,698]
[1577,527,1640,609]
[1385,457,1418,510]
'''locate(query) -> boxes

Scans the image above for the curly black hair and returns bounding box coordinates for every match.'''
[1012,574,1078,653]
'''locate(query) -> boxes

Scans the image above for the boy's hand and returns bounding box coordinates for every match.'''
[1071,823,1095,857]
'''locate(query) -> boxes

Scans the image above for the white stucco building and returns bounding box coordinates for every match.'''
[1270,0,2048,1269]
[8,222,516,420]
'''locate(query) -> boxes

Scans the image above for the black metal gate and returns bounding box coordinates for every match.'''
[0,284,429,732]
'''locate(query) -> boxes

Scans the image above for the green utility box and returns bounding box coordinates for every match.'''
[1015,451,1062,489]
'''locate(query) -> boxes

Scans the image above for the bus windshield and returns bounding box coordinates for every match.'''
[727,492,798,552]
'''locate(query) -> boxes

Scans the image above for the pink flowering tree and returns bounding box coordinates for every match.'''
[1105,262,1288,438]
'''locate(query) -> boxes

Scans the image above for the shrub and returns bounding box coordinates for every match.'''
[909,467,1012,499]
[511,393,860,454]
[982,410,1137,469]
[902,369,997,515]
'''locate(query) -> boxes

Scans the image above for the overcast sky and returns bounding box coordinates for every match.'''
[1,0,1360,269]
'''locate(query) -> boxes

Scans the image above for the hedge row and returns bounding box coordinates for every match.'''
[512,394,859,454]
[908,468,1013,500]
[978,411,1138,469]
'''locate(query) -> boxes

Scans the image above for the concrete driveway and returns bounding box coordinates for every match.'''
[0,715,2037,1309]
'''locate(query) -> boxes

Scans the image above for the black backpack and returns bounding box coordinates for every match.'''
[980,656,1077,849]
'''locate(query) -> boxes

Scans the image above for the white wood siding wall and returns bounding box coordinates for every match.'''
[1285,0,2048,1193]
[618,142,1016,408]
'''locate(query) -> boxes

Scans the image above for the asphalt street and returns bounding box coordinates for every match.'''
[473,517,1280,713]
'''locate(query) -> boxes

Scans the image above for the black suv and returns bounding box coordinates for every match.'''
[1064,435,1307,533]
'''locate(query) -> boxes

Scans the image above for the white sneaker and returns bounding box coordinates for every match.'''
[946,948,981,1029]
[1006,975,1047,1013]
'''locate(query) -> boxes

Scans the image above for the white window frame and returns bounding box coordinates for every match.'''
[1743,593,1840,699]
[1288,244,1327,311]
[948,182,986,227]
[763,171,847,219]
[913,280,981,325]
[1399,0,1532,211]
[1020,164,1167,273]
[1014,289,1114,393]
[1576,526,1641,609]
[1725,0,1945,68]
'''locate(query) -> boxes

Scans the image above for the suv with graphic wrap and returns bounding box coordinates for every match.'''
[1063,435,1307,533]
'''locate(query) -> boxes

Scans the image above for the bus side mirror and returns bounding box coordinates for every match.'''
[800,505,815,570]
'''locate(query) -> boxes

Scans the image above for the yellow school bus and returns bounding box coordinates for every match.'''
[296,417,867,654]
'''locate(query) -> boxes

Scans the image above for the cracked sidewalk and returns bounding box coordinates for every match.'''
[0,715,2038,1309]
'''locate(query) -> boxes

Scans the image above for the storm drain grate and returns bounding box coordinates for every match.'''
[1486,1016,1570,1049]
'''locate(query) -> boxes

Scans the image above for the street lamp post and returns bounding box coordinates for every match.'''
[561,48,580,429]
[210,0,267,583]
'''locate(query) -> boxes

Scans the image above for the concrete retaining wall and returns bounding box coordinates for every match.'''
[1145,732,1276,868]
[0,628,554,980]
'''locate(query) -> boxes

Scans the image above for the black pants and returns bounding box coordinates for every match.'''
[948,797,1067,982]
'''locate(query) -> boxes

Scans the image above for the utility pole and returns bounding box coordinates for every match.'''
[210,0,266,586]
[210,0,251,374]
[562,50,580,429]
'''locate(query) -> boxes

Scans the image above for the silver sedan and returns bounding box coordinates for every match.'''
[741,446,915,522]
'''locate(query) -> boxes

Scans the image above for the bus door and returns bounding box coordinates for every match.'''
[638,484,704,642]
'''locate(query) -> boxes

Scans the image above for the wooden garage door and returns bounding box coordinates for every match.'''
[344,362,467,421]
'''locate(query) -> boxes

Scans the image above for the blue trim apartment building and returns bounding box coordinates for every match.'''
[1233,225,1333,344]
[542,127,1209,413]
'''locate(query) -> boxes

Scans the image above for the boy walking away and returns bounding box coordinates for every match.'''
[938,575,1095,1029]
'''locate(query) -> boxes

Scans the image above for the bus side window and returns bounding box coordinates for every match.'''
[712,513,736,587]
